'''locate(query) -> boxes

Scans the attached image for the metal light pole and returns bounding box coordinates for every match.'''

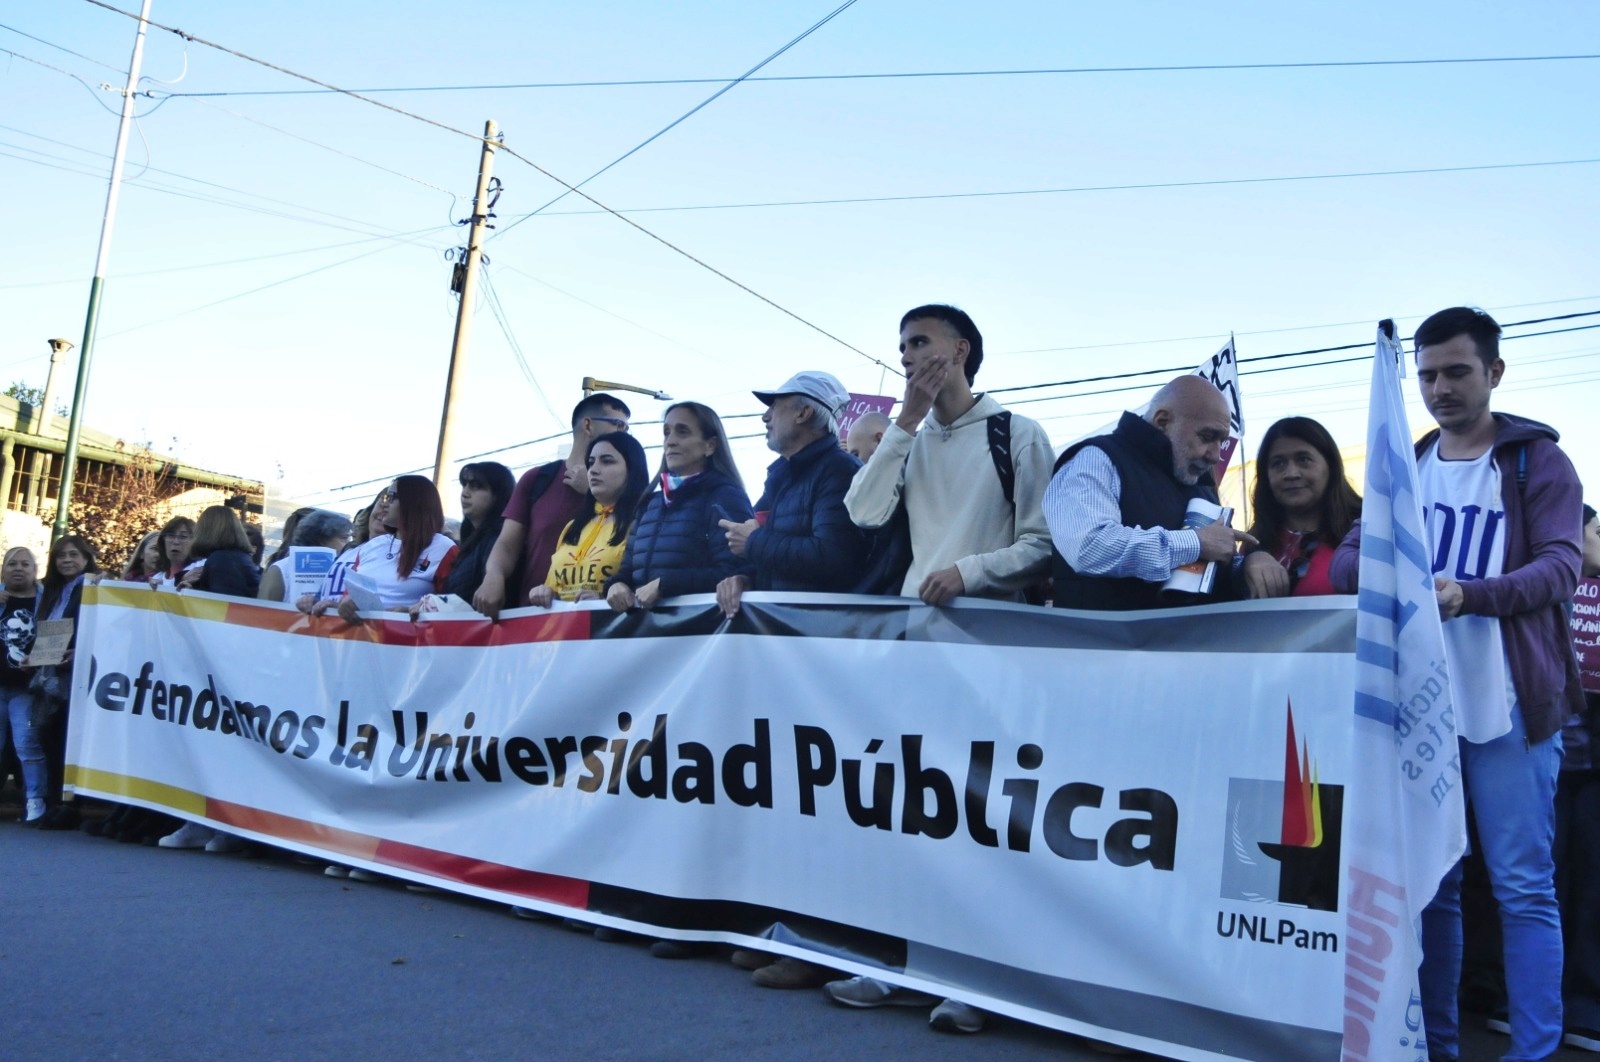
[53,0,154,543]
[39,339,75,435]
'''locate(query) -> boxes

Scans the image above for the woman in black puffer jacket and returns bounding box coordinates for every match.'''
[606,401,753,610]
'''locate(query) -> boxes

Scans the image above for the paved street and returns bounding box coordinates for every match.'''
[1,814,1583,1060]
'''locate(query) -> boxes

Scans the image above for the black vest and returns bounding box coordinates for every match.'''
[1052,411,1219,611]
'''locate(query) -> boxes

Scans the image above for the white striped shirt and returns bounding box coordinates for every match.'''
[1043,445,1201,582]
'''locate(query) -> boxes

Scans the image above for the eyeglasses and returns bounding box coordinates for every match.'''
[592,416,630,431]
[383,488,398,502]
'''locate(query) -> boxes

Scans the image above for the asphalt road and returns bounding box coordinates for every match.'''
[0,816,1582,1061]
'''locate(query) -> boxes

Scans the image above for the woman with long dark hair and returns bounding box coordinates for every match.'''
[120,531,162,582]
[529,432,649,606]
[1242,416,1363,598]
[310,475,458,621]
[444,461,515,603]
[606,403,752,612]
[31,535,101,829]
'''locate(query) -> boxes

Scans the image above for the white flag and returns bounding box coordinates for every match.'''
[1063,339,1242,482]
[1340,322,1466,1061]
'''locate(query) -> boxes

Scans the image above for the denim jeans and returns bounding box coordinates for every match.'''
[0,686,46,801]
[1421,706,1563,1061]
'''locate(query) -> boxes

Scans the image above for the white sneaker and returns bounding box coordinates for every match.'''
[823,976,938,1009]
[24,798,46,823]
[929,998,986,1034]
[157,821,216,849]
[324,865,350,878]
[204,832,246,854]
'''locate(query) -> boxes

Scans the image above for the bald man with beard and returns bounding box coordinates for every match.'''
[1044,374,1265,610]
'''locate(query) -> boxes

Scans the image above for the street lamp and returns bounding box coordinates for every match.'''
[581,377,672,401]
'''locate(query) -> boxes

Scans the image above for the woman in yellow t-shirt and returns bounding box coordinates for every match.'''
[529,431,650,606]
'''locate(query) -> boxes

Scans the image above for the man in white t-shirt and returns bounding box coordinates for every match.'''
[1334,305,1585,1060]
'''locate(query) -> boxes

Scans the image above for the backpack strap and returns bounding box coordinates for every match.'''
[1516,444,1528,492]
[986,411,1015,506]
[526,460,563,506]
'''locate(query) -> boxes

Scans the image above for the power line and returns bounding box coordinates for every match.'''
[992,294,1600,355]
[0,21,125,73]
[98,240,421,339]
[479,265,562,425]
[159,52,1600,98]
[496,0,862,231]
[523,157,1600,219]
[0,141,457,244]
[296,316,1600,500]
[77,0,900,379]
[495,265,725,364]
[183,96,459,198]
[987,311,1600,397]
[0,227,452,290]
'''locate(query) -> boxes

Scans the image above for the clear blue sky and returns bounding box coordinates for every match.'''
[4,1,1597,520]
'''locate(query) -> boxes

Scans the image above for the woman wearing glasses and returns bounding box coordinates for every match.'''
[1242,416,1362,598]
[148,516,196,589]
[309,476,458,621]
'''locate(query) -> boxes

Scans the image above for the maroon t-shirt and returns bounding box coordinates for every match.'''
[505,460,589,603]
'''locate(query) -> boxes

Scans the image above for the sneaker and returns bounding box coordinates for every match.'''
[929,998,986,1034]
[23,798,46,824]
[347,868,385,883]
[204,832,246,854]
[824,976,939,1009]
[511,907,551,921]
[1567,1027,1600,1052]
[157,821,216,849]
[1485,1010,1510,1036]
[324,865,350,878]
[753,957,833,989]
[591,926,640,943]
[730,948,774,971]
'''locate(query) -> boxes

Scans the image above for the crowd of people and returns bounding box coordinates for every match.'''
[2,302,1596,1055]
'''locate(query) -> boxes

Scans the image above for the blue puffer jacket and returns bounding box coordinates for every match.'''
[610,469,754,598]
[747,434,866,591]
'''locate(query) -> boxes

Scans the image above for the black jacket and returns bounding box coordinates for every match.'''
[747,435,866,592]
[610,470,754,598]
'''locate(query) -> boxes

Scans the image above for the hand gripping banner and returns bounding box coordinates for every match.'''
[69,585,1360,1061]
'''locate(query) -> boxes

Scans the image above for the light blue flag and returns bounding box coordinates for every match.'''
[1340,321,1466,1061]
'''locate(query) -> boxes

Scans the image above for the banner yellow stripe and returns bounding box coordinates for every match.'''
[68,765,208,816]
[88,583,230,623]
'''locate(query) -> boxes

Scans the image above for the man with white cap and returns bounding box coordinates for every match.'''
[715,370,867,622]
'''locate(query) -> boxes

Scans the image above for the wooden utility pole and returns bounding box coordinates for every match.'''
[432,119,499,486]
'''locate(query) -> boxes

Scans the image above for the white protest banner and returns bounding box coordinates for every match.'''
[70,587,1359,1061]
[1339,322,1465,1061]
